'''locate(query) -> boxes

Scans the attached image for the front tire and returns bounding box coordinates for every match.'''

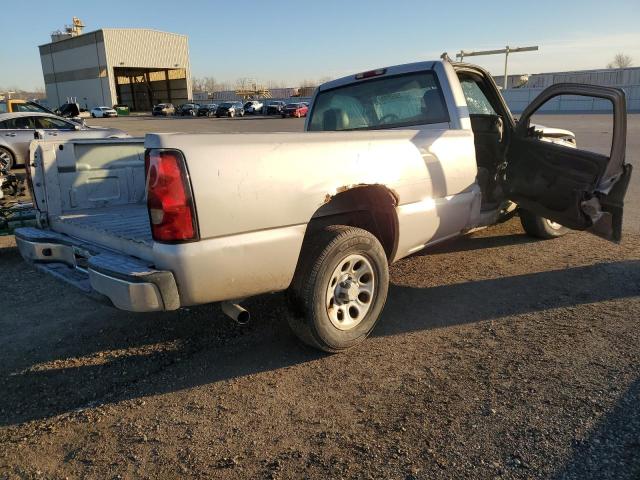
[0,147,15,171]
[288,226,389,352]
[520,209,569,239]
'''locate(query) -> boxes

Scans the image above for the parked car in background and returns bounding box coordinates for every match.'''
[0,99,52,114]
[55,102,85,124]
[152,103,175,116]
[178,103,200,116]
[243,100,263,114]
[197,103,218,117]
[282,102,309,118]
[0,112,128,169]
[265,101,286,115]
[0,99,85,125]
[90,106,118,118]
[215,102,244,118]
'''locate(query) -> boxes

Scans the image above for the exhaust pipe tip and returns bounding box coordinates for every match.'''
[221,301,250,325]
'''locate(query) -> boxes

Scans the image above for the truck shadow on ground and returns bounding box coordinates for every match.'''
[550,376,640,479]
[415,230,539,254]
[1,240,638,427]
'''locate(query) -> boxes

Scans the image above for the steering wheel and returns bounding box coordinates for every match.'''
[379,113,399,124]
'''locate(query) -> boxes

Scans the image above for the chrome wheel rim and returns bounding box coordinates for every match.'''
[326,254,375,331]
[0,150,11,169]
[546,219,563,230]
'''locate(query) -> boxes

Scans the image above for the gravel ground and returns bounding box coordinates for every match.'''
[0,114,638,479]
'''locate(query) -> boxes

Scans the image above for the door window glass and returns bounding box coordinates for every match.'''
[35,116,74,130]
[7,117,36,129]
[527,94,613,156]
[459,77,497,115]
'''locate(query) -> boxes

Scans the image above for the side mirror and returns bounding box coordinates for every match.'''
[74,124,82,131]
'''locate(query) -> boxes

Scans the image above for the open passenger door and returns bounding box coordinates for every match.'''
[504,84,632,242]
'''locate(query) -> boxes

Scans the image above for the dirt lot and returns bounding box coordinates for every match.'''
[1,115,639,479]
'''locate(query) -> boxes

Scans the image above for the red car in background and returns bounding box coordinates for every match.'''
[281,102,309,118]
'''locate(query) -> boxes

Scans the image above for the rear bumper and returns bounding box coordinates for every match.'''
[15,227,179,312]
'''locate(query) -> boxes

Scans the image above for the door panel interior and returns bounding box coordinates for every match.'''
[506,137,608,230]
[504,83,629,241]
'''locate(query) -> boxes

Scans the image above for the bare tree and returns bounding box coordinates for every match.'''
[200,76,217,92]
[265,79,287,89]
[607,53,633,69]
[191,76,205,92]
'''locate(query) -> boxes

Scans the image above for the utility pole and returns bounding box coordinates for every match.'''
[456,45,538,90]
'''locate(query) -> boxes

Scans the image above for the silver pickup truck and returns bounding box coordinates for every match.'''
[15,59,632,352]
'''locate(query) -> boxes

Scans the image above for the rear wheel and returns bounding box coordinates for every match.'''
[0,147,15,171]
[520,209,569,239]
[288,226,389,352]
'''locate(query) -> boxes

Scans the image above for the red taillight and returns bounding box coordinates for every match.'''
[145,149,198,243]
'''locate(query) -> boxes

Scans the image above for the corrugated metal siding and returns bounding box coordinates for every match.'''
[502,85,640,113]
[497,67,640,90]
[102,29,192,105]
[102,29,190,69]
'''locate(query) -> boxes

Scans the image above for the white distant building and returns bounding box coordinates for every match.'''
[494,66,640,90]
[39,28,192,110]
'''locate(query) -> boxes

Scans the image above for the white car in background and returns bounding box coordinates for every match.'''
[243,100,264,114]
[90,106,118,118]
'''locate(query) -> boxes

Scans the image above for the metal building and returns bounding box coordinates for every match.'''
[39,28,192,111]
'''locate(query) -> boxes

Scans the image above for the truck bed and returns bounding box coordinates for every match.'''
[49,204,153,260]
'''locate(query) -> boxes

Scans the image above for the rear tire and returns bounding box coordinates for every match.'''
[520,209,569,239]
[287,226,389,352]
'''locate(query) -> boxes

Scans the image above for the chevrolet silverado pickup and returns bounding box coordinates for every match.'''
[15,59,632,352]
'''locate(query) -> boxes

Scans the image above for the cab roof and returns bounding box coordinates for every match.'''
[318,60,440,92]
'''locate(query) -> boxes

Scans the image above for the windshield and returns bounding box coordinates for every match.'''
[13,102,52,113]
[285,103,300,108]
[220,102,233,107]
[308,71,449,131]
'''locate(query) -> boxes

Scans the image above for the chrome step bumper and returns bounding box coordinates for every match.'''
[14,227,179,312]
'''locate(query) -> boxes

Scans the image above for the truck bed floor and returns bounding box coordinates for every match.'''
[49,204,153,260]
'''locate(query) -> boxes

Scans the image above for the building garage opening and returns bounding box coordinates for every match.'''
[114,67,189,111]
[40,27,192,111]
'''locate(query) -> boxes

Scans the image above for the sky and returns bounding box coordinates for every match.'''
[1,0,639,91]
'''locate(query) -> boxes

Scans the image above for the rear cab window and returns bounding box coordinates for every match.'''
[308,70,449,131]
